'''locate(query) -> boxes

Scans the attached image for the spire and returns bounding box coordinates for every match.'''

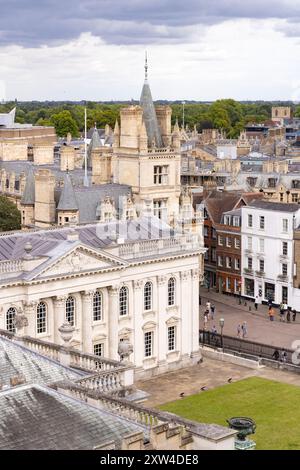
[87,126,102,168]
[144,51,148,82]
[57,172,78,211]
[140,53,163,148]
[21,166,35,205]
[114,120,119,135]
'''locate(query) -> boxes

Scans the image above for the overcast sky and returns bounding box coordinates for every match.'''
[0,0,300,101]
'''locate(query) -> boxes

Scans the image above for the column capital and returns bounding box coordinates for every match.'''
[133,279,143,290]
[192,269,200,280]
[53,295,67,307]
[81,290,95,300]
[157,275,167,286]
[23,301,37,313]
[180,270,190,282]
[108,284,120,296]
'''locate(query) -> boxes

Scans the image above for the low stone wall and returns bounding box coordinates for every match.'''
[200,346,264,370]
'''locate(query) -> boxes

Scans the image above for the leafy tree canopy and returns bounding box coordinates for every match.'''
[0,196,21,232]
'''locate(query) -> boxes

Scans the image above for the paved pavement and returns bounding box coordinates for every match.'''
[199,287,300,349]
[136,358,300,407]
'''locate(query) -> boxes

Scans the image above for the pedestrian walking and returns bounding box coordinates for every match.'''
[272,349,280,361]
[269,306,275,321]
[279,302,285,322]
[199,294,202,306]
[237,324,242,338]
[211,325,217,340]
[206,301,211,314]
[280,350,287,363]
[287,308,291,323]
[292,309,297,322]
[241,321,248,338]
[254,296,259,311]
[210,303,215,320]
[204,314,208,331]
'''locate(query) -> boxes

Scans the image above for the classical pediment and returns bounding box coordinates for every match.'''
[35,245,124,279]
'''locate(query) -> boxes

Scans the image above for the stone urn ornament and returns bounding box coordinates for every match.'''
[118,338,133,362]
[58,321,75,347]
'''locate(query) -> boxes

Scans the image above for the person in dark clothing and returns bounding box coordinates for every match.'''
[272,349,280,361]
[286,309,291,323]
[292,309,297,322]
[199,295,202,306]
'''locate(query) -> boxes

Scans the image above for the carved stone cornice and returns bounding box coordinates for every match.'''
[53,296,67,307]
[23,301,37,313]
[81,290,96,301]
[108,284,119,296]
[192,269,200,280]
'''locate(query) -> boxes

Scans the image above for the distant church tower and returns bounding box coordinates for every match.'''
[112,53,181,223]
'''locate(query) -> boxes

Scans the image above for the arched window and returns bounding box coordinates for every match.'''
[119,286,128,316]
[144,281,152,311]
[6,307,16,333]
[93,292,102,322]
[66,296,75,326]
[168,277,176,306]
[36,302,47,334]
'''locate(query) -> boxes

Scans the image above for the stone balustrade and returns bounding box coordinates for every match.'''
[119,235,201,259]
[0,259,24,274]
[75,366,129,393]
[69,350,122,372]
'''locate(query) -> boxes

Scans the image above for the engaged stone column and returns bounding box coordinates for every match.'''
[81,290,94,354]
[133,279,143,369]
[192,269,200,355]
[180,270,191,357]
[23,301,37,337]
[108,285,119,360]
[157,275,167,364]
[53,296,67,344]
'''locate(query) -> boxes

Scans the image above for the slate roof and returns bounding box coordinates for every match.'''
[140,80,163,148]
[0,335,82,387]
[0,384,145,450]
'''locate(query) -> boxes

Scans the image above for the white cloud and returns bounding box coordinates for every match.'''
[0,19,299,101]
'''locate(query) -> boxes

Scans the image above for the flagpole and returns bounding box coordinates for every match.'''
[83,107,89,187]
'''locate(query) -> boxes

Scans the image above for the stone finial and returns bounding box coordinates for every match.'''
[58,321,75,347]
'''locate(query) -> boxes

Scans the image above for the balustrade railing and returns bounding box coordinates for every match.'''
[0,259,24,273]
[75,367,127,392]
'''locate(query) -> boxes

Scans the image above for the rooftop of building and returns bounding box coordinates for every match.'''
[246,200,300,212]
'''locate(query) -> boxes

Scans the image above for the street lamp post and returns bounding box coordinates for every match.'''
[219,317,225,352]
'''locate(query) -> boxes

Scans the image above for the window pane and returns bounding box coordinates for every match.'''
[144,331,153,357]
[66,296,75,326]
[144,282,152,311]
[168,278,175,306]
[168,326,176,351]
[119,287,128,316]
[6,307,16,333]
[37,302,47,334]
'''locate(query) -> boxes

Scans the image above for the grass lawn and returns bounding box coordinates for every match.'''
[160,377,300,450]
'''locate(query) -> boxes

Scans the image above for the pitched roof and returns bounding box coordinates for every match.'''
[247,200,300,212]
[204,191,243,224]
[140,80,163,148]
[87,127,102,167]
[57,172,78,211]
[21,166,35,205]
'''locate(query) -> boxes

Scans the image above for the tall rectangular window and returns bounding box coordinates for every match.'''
[144,331,153,358]
[282,242,288,256]
[259,259,265,272]
[168,326,176,352]
[247,236,252,250]
[282,219,288,233]
[234,238,240,249]
[259,238,265,253]
[235,258,240,270]
[226,237,232,248]
[218,256,223,267]
[259,216,265,230]
[248,257,253,269]
[218,236,223,246]
[282,264,288,276]
[248,214,253,228]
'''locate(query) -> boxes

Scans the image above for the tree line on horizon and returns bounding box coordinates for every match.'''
[1,100,299,139]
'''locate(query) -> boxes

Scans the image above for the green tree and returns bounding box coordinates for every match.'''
[0,196,21,231]
[295,106,300,118]
[50,110,79,137]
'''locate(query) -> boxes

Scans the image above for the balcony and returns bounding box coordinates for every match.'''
[255,270,265,278]
[244,268,253,275]
[277,274,288,282]
[244,249,253,255]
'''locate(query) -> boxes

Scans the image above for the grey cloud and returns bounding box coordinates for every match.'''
[0,0,300,46]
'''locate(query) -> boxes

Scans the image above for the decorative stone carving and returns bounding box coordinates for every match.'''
[23,301,37,313]
[109,284,119,296]
[118,338,133,362]
[14,314,29,330]
[54,296,67,308]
